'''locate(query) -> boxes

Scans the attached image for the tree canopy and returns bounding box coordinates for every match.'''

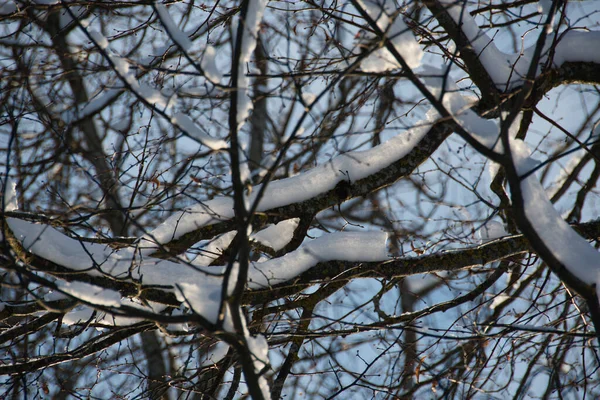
[1,0,600,398]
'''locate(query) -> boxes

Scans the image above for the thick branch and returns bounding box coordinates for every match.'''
[151,121,454,258]
[422,0,501,111]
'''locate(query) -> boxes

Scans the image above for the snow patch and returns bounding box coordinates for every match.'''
[145,116,429,245]
[192,231,237,266]
[87,29,227,150]
[155,3,193,51]
[234,0,268,127]
[171,113,228,150]
[440,0,600,90]
[2,177,18,211]
[357,0,423,72]
[176,280,225,324]
[62,306,95,325]
[251,218,300,251]
[489,294,510,310]
[248,231,389,288]
[201,45,223,83]
[511,140,600,289]
[58,281,121,307]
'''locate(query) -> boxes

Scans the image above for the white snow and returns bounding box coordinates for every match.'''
[510,139,600,294]
[226,262,240,296]
[422,62,600,303]
[234,0,268,127]
[423,61,600,301]
[171,113,228,150]
[440,0,600,90]
[98,298,165,326]
[246,332,271,399]
[87,30,227,150]
[62,306,95,325]
[44,290,69,302]
[489,294,511,310]
[301,92,317,106]
[7,216,225,316]
[155,3,193,51]
[357,0,423,72]
[8,218,119,273]
[89,30,109,50]
[233,308,271,399]
[141,197,235,251]
[99,313,143,327]
[248,231,389,288]
[251,118,429,211]
[201,45,223,83]
[90,30,173,113]
[192,231,237,266]
[175,279,225,325]
[200,341,230,367]
[4,186,236,325]
[552,31,600,66]
[423,66,503,151]
[2,177,18,211]
[144,121,428,246]
[58,281,121,307]
[63,88,122,124]
[251,218,299,251]
[6,207,391,325]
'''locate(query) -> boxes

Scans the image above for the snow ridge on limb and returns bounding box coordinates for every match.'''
[143,121,430,251]
[85,29,227,151]
[154,3,193,51]
[248,231,390,289]
[6,213,233,326]
[427,63,600,305]
[438,0,600,90]
[234,0,269,127]
[4,182,389,327]
[356,0,423,72]
[509,140,600,302]
[242,319,271,399]
[201,45,223,84]
[58,281,121,307]
[421,63,600,305]
[422,66,504,152]
[251,218,300,252]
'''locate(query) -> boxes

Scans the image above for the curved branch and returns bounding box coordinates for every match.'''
[150,121,454,258]
[422,0,501,111]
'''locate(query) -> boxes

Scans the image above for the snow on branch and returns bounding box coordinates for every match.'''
[142,119,430,251]
[234,0,268,127]
[154,3,193,52]
[420,66,600,303]
[84,28,228,151]
[423,66,504,152]
[3,181,389,327]
[57,281,121,308]
[509,140,600,300]
[356,0,423,72]
[6,214,228,325]
[251,218,300,252]
[248,231,390,289]
[438,0,600,91]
